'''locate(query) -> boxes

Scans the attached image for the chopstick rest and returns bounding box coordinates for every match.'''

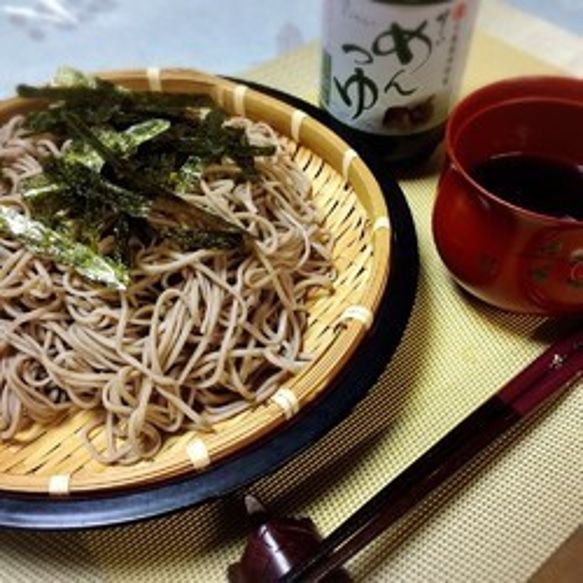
[228,495,352,582]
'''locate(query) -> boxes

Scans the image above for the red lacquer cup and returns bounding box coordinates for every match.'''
[432,76,583,315]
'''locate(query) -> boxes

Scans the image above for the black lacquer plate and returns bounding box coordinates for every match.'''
[0,82,418,530]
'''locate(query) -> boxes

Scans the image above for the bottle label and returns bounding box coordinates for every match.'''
[320,0,479,136]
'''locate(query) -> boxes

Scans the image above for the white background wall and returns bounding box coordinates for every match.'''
[0,0,581,98]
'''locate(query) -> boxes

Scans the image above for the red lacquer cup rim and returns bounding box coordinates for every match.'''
[444,75,583,226]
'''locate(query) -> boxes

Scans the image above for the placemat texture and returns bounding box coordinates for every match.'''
[479,0,582,76]
[1,29,581,583]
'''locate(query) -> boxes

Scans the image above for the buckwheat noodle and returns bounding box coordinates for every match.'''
[0,114,334,464]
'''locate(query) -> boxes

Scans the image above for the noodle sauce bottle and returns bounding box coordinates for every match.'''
[320,0,480,166]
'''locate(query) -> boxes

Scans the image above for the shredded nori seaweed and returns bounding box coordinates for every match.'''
[2,67,276,289]
[0,206,130,289]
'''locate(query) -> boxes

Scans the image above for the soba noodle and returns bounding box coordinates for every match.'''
[0,112,334,464]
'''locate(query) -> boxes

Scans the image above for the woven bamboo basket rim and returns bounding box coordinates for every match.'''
[0,68,391,495]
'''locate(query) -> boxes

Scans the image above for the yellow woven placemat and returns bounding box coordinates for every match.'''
[1,30,581,583]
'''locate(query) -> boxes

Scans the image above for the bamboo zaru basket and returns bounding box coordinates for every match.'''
[0,69,391,495]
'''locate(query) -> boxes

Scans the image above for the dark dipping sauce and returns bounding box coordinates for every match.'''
[471,153,583,220]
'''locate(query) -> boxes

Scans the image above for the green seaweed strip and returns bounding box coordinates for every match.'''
[0,206,129,289]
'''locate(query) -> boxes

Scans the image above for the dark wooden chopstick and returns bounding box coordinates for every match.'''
[280,328,583,582]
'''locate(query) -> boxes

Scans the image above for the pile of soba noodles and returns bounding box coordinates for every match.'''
[0,71,334,464]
